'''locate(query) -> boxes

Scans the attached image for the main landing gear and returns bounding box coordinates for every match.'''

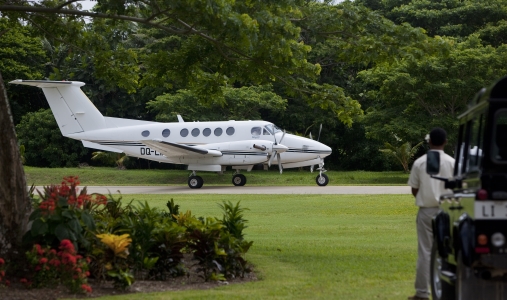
[187,170,248,189]
[188,171,203,189]
[232,173,247,186]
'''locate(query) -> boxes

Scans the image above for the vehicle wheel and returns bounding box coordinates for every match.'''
[430,243,455,300]
[316,174,329,186]
[232,174,247,186]
[188,175,203,189]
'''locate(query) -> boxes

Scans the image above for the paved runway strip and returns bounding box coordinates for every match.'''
[34,185,411,194]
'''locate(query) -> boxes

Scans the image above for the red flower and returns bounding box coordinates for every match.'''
[61,252,77,265]
[5,280,10,286]
[34,244,44,256]
[39,257,48,264]
[0,270,5,277]
[59,240,75,253]
[49,259,61,267]
[0,258,4,265]
[20,278,27,283]
[81,284,92,293]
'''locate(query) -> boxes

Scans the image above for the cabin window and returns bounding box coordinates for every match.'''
[214,128,223,136]
[162,129,170,137]
[263,128,271,135]
[226,127,235,136]
[203,128,211,137]
[492,109,507,162]
[191,128,200,137]
[251,127,261,136]
[180,128,189,137]
[142,130,150,137]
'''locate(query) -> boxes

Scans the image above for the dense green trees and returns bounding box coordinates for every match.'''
[2,0,507,173]
[16,109,88,167]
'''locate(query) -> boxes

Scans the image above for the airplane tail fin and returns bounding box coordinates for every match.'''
[9,80,106,136]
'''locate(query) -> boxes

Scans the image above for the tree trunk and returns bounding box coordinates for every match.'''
[0,71,31,260]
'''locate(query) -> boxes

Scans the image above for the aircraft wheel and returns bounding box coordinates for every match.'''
[188,176,203,189]
[430,243,454,300]
[316,174,329,186]
[232,174,247,186]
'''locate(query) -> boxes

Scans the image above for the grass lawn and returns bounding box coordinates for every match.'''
[24,167,409,186]
[90,194,418,300]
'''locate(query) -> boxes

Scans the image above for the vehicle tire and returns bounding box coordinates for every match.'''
[430,243,455,300]
[188,175,203,189]
[232,174,247,186]
[316,174,329,186]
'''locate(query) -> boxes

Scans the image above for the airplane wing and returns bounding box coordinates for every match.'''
[141,139,222,158]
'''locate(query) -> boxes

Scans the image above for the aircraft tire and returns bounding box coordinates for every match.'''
[316,174,329,186]
[188,176,204,189]
[232,174,247,186]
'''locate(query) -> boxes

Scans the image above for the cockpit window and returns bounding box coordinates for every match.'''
[493,110,507,162]
[251,127,261,136]
[264,124,282,135]
[263,128,271,135]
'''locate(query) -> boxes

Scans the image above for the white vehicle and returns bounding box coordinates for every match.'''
[11,80,332,188]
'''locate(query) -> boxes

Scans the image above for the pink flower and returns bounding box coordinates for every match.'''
[39,257,48,264]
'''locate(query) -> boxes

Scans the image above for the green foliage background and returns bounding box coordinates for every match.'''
[3,0,507,170]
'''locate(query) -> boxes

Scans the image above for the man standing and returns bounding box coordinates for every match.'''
[407,128,455,300]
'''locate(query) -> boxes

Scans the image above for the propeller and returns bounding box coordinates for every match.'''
[310,124,322,173]
[267,129,288,174]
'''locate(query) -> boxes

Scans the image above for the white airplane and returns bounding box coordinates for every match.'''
[10,80,332,188]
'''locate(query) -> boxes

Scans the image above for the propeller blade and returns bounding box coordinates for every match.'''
[279,130,286,144]
[310,165,314,173]
[277,153,283,174]
[317,124,322,142]
[309,132,313,140]
[269,150,277,167]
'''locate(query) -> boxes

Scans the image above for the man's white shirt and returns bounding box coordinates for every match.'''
[408,150,455,207]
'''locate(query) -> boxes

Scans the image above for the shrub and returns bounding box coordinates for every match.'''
[25,240,92,294]
[16,109,88,167]
[14,177,254,294]
[23,176,107,251]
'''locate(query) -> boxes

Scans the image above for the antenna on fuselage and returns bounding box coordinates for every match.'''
[177,115,184,123]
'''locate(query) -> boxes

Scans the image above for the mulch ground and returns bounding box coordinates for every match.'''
[1,256,257,300]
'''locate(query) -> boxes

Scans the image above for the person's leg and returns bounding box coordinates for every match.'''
[414,207,439,299]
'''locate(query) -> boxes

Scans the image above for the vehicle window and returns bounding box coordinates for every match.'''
[226,127,235,136]
[263,128,271,135]
[455,125,465,176]
[251,127,261,136]
[162,129,170,137]
[214,128,223,136]
[191,128,200,137]
[180,128,189,137]
[492,110,507,162]
[142,130,150,137]
[203,128,211,137]
[467,114,485,171]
